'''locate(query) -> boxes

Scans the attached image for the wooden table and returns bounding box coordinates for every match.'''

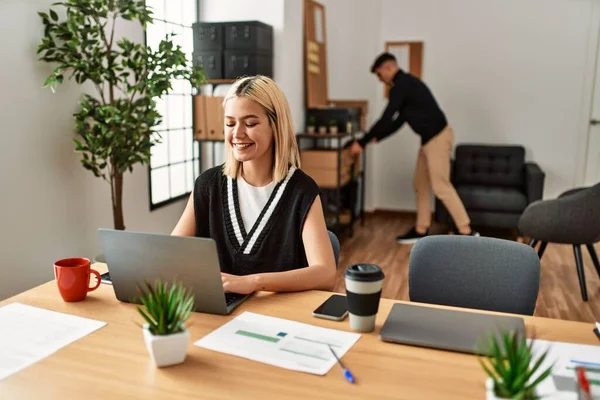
[0,264,597,399]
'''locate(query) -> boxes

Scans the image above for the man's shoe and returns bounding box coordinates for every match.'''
[457,230,480,237]
[396,227,429,244]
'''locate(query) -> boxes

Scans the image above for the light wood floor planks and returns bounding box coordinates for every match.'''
[333,211,600,323]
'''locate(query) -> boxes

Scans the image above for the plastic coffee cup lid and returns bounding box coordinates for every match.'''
[344,264,385,282]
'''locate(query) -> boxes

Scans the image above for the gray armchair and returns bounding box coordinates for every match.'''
[435,145,545,231]
[409,235,540,315]
[518,182,600,301]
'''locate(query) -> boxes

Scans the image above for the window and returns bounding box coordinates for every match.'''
[146,0,200,210]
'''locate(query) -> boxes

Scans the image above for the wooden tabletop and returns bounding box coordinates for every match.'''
[0,264,597,399]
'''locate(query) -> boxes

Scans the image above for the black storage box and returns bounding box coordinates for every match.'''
[192,22,225,52]
[223,50,273,79]
[306,108,361,132]
[192,51,223,79]
[224,21,273,54]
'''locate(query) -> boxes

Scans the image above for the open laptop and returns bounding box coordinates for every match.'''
[97,228,250,315]
[379,303,525,355]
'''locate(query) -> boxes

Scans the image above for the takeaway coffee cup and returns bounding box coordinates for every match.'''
[344,264,385,332]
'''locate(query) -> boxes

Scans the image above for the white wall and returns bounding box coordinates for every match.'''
[0,0,186,300]
[318,0,381,210]
[373,0,595,210]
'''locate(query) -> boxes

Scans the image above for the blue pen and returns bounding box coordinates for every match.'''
[328,345,355,384]
[571,359,600,368]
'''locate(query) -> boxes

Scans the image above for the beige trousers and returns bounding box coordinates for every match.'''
[414,125,470,231]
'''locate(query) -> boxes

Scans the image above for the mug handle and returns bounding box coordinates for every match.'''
[88,269,101,292]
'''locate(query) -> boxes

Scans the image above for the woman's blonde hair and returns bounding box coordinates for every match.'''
[222,75,301,182]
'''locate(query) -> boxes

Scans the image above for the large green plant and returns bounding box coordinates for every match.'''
[37,0,206,230]
[478,330,554,399]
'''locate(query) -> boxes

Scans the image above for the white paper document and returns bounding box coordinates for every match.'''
[0,303,107,381]
[528,339,600,399]
[194,312,361,375]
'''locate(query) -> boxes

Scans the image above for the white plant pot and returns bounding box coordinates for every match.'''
[307,126,315,134]
[485,378,538,400]
[318,126,327,134]
[143,325,190,367]
[329,126,338,134]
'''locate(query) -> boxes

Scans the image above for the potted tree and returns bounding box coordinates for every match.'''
[136,280,195,367]
[306,115,316,134]
[37,0,206,230]
[329,119,338,134]
[478,329,554,399]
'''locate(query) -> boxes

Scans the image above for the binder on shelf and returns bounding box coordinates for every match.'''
[193,95,208,140]
[218,97,225,140]
[205,96,225,140]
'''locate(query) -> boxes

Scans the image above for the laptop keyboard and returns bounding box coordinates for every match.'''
[225,292,246,306]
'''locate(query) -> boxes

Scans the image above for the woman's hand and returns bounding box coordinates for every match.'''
[221,273,258,294]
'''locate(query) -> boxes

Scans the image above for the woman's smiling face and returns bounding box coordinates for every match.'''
[224,97,274,164]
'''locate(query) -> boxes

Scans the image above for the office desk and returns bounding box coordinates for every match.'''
[0,265,597,399]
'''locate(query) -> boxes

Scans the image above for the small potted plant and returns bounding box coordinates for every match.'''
[136,279,195,368]
[329,119,338,134]
[478,329,554,399]
[307,115,316,134]
[318,124,327,134]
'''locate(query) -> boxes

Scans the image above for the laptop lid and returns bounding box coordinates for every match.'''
[97,229,246,315]
[379,303,525,355]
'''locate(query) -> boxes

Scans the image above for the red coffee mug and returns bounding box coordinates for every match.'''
[54,258,101,302]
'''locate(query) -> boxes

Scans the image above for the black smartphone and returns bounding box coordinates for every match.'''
[100,272,112,285]
[312,294,348,321]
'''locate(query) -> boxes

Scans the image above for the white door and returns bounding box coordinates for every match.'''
[585,122,600,185]
[585,24,600,186]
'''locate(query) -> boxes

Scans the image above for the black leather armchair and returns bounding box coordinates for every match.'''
[435,145,545,230]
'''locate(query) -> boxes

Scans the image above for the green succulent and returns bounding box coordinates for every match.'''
[478,329,554,399]
[136,280,195,336]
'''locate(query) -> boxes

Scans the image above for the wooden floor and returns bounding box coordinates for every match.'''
[333,211,600,323]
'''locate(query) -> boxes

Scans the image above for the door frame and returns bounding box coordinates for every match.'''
[576,0,600,186]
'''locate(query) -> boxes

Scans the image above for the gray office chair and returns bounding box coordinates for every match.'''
[328,230,340,267]
[409,235,540,315]
[518,182,600,301]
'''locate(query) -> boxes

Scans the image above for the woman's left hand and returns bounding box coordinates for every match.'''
[221,273,258,294]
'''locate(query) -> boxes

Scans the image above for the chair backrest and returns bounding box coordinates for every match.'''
[328,230,340,267]
[454,145,525,187]
[408,235,540,315]
[556,182,600,243]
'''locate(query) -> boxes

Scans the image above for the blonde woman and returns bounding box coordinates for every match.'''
[172,75,336,294]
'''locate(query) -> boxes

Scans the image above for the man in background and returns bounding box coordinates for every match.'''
[350,52,478,243]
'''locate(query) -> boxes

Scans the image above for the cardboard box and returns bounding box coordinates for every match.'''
[300,149,355,188]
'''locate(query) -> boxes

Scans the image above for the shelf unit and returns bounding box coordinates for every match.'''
[296,132,366,238]
[205,79,235,85]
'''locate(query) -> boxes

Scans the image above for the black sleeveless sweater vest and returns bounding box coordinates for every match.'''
[193,165,320,276]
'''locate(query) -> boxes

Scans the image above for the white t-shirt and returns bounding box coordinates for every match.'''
[236,176,277,232]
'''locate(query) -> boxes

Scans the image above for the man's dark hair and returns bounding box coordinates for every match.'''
[370,52,397,73]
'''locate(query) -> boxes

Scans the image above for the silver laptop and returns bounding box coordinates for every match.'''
[97,229,250,315]
[379,303,525,355]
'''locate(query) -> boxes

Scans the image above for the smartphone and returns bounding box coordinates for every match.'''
[99,272,112,285]
[312,294,348,321]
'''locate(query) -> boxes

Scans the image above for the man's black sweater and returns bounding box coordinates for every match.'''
[358,70,448,147]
